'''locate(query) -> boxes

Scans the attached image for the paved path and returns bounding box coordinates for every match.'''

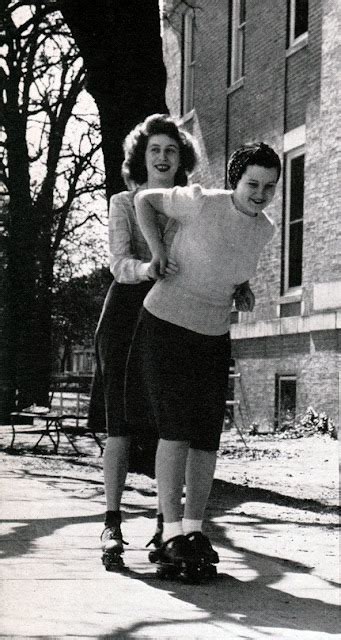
[1,461,340,639]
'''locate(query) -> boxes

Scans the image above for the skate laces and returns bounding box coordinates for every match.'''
[101,526,128,546]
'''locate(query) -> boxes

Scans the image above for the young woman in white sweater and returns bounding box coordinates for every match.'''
[134,142,281,576]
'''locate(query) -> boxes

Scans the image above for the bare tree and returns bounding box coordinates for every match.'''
[0,0,169,419]
[1,3,106,408]
[52,266,112,374]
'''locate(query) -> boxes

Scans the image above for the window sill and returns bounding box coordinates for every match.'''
[227,78,244,95]
[278,288,303,305]
[286,34,308,58]
[180,109,195,125]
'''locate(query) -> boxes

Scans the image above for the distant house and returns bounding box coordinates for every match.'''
[62,344,96,376]
[162,0,340,428]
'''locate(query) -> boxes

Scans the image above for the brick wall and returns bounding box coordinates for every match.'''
[226,0,287,323]
[303,0,341,315]
[285,47,309,131]
[227,0,287,155]
[163,0,228,187]
[284,0,321,132]
[192,0,227,187]
[233,330,340,425]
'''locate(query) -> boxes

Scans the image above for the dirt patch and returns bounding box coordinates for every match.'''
[0,426,338,509]
[216,431,339,508]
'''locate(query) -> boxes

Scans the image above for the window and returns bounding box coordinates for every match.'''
[288,0,308,47]
[84,352,93,373]
[181,9,195,115]
[275,375,297,429]
[228,0,246,86]
[283,147,305,292]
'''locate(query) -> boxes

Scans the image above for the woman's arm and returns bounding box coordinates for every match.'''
[134,190,170,277]
[109,193,161,283]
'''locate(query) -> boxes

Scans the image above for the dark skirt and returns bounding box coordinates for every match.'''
[87,280,153,436]
[127,309,231,452]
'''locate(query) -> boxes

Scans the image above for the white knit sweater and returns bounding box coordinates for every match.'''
[143,184,275,335]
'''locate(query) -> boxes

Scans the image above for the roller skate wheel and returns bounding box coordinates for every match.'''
[204,564,217,578]
[156,563,180,580]
[181,564,201,584]
[148,549,159,563]
[102,553,124,571]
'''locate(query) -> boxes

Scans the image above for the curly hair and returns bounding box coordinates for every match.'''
[121,113,199,188]
[227,142,281,190]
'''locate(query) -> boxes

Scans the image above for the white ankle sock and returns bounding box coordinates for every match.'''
[163,521,183,541]
[183,519,202,534]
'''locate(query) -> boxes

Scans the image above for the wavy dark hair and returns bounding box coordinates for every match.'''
[121,113,199,188]
[227,142,281,190]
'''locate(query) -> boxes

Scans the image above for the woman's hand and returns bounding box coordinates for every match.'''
[145,248,168,280]
[164,258,179,278]
[145,254,178,280]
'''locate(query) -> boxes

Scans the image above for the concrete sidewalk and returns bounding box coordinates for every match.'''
[1,460,340,639]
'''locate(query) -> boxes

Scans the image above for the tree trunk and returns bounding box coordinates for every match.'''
[61,0,168,198]
[7,207,38,409]
[5,90,38,409]
[33,233,54,406]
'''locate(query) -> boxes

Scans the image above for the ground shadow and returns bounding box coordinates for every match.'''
[1,465,339,638]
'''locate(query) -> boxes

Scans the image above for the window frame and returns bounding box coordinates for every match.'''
[288,0,308,49]
[181,9,195,116]
[283,145,305,294]
[228,0,246,87]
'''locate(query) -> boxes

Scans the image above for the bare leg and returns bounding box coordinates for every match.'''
[155,439,189,523]
[184,448,217,521]
[103,436,131,511]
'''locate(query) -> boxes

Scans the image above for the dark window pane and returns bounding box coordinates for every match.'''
[295,0,308,38]
[288,221,303,287]
[240,0,246,23]
[290,154,304,222]
[240,26,245,76]
[279,378,296,425]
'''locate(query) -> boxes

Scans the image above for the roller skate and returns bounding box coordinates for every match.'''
[101,515,127,571]
[146,513,164,549]
[149,534,198,581]
[185,531,219,581]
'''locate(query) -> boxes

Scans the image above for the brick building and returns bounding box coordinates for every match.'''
[162,0,340,428]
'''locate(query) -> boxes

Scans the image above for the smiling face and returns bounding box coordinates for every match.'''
[145,134,181,187]
[232,164,279,216]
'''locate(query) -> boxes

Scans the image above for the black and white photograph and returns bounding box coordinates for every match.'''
[0,1,339,638]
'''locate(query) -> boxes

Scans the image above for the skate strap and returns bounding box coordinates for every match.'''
[160,534,186,549]
[146,535,159,548]
[105,530,129,545]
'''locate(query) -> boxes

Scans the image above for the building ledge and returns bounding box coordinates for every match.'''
[231,311,341,340]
